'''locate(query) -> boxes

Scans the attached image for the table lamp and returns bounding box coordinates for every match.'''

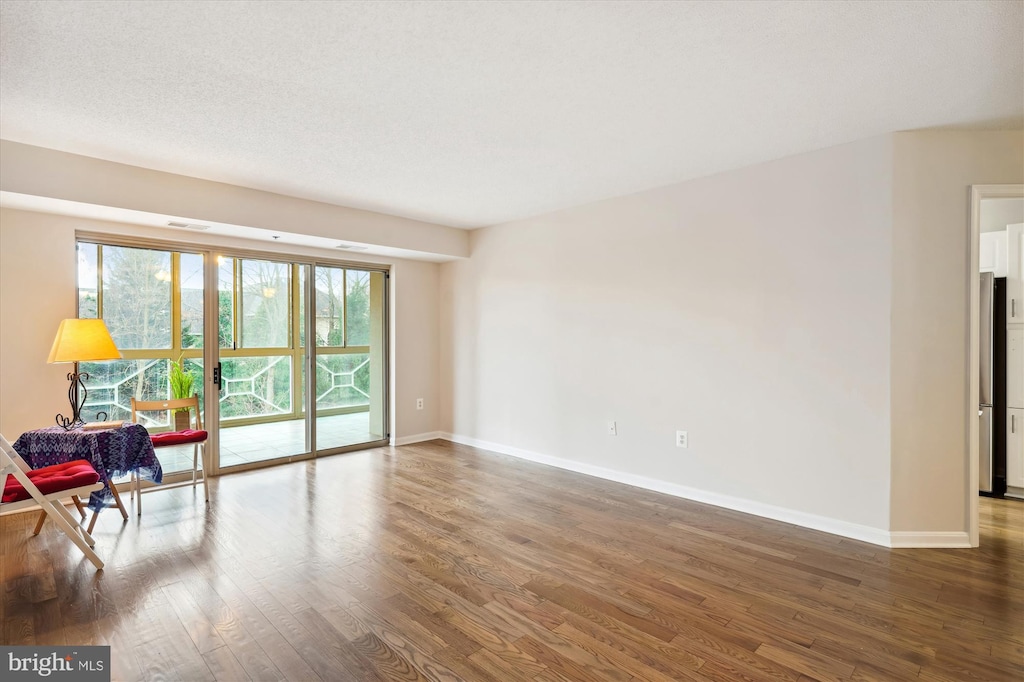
[48,318,122,430]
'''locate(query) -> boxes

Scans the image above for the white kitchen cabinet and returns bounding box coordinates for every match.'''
[1009,329,1023,409]
[1008,408,1024,490]
[1007,224,1024,325]
[980,231,1007,277]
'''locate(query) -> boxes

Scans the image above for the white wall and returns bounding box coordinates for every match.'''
[0,210,78,439]
[441,135,895,535]
[0,208,440,443]
[890,130,1024,534]
[392,259,440,440]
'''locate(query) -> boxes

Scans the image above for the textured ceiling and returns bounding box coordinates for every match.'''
[1,1,1021,229]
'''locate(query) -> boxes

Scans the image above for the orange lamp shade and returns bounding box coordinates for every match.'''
[47,319,122,364]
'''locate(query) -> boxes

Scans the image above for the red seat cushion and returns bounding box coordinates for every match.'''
[149,429,208,447]
[3,459,101,504]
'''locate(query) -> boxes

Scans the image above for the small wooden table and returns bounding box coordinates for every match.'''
[13,423,163,532]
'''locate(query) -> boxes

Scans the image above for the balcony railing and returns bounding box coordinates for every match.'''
[82,354,369,430]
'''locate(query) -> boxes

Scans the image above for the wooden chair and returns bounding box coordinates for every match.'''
[130,395,209,513]
[1,433,104,570]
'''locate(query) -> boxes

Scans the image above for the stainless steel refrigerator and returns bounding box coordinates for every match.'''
[980,272,1007,494]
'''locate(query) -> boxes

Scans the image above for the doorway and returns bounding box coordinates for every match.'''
[968,185,1024,546]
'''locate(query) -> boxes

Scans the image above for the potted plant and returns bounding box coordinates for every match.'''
[169,356,196,431]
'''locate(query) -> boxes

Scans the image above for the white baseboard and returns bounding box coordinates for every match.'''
[438,432,967,549]
[391,431,444,447]
[888,532,972,548]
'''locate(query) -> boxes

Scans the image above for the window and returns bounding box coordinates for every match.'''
[314,266,372,411]
[76,242,205,473]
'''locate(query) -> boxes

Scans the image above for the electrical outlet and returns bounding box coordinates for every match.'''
[676,430,688,448]
[607,421,617,436]
[416,398,424,410]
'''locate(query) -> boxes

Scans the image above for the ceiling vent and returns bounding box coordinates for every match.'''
[335,243,368,251]
[168,221,210,231]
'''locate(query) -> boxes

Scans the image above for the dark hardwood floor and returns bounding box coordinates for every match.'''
[2,439,1022,681]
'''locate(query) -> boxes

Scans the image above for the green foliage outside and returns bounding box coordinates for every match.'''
[218,291,233,348]
[345,271,371,346]
[102,246,172,350]
[181,323,201,350]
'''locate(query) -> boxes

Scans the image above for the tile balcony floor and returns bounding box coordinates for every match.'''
[154,411,375,474]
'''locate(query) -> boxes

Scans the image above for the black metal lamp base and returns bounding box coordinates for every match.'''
[55,367,88,430]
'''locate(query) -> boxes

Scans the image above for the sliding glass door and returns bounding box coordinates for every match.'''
[312,266,387,451]
[214,255,390,467]
[216,255,308,466]
[77,237,389,476]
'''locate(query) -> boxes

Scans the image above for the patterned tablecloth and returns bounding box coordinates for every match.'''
[13,423,163,511]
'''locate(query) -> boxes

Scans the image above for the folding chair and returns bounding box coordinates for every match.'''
[130,395,209,513]
[1,433,104,570]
